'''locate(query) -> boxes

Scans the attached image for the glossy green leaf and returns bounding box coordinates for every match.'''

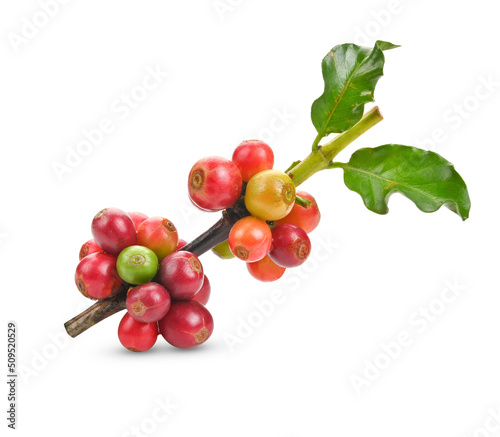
[311,40,398,138]
[333,145,471,220]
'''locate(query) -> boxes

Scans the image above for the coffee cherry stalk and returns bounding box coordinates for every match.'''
[65,41,471,352]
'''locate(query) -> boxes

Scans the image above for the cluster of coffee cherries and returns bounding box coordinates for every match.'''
[189,140,320,282]
[75,208,213,352]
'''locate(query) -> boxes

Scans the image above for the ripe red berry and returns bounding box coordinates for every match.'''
[127,211,149,230]
[126,282,171,323]
[275,191,320,233]
[118,313,158,352]
[157,251,204,300]
[91,208,137,256]
[137,216,178,260]
[232,140,274,182]
[188,156,243,211]
[75,252,122,299]
[79,239,102,260]
[177,239,188,250]
[189,274,211,305]
[158,300,213,349]
[268,223,311,268]
[244,170,296,221]
[228,216,272,262]
[247,255,286,282]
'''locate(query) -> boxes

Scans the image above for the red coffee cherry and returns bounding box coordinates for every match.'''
[268,223,311,268]
[188,156,242,211]
[127,211,149,230]
[137,216,178,260]
[275,191,320,233]
[189,274,211,306]
[158,300,214,349]
[118,313,158,352]
[126,282,171,323]
[177,239,188,250]
[79,239,102,260]
[91,207,137,256]
[232,140,274,182]
[75,252,122,300]
[157,251,204,300]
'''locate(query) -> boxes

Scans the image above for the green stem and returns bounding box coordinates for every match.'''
[322,106,383,160]
[311,133,323,151]
[327,162,345,170]
[295,195,312,208]
[288,106,383,186]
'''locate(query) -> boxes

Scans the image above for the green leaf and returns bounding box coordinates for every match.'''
[311,40,398,140]
[333,145,471,220]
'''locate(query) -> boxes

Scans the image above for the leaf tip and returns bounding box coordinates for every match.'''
[460,209,470,221]
[375,41,401,51]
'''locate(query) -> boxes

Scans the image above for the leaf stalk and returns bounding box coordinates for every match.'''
[288,106,383,186]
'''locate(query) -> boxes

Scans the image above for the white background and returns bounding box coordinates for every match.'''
[1,1,499,436]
